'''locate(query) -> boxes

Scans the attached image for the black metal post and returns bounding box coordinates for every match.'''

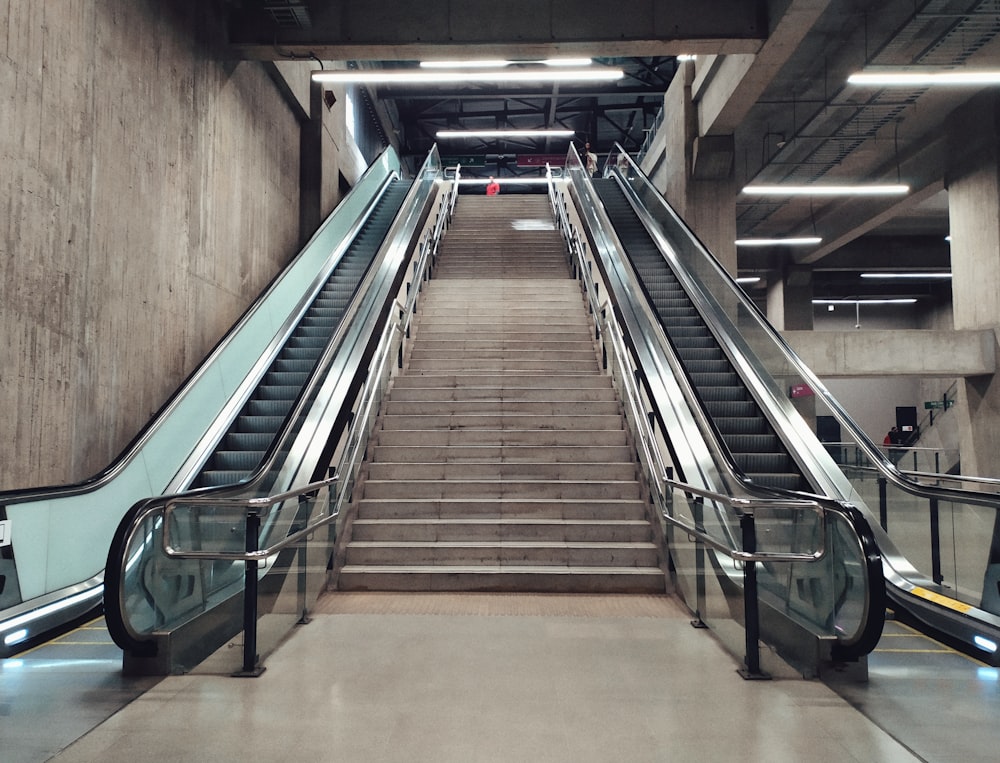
[929,498,943,584]
[877,476,888,531]
[234,509,265,677]
[738,512,770,680]
[690,497,707,629]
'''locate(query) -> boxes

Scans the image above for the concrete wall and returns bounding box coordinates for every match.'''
[0,2,352,489]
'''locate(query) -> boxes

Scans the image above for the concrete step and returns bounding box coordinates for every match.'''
[336,566,666,593]
[344,541,660,567]
[349,518,653,542]
[405,358,601,372]
[369,444,634,462]
[389,374,612,389]
[354,498,650,520]
[377,413,625,430]
[386,386,618,402]
[382,400,622,416]
[363,461,637,482]
[372,429,628,447]
[406,349,599,363]
[359,479,644,500]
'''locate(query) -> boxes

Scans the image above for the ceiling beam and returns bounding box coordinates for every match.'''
[228,0,767,60]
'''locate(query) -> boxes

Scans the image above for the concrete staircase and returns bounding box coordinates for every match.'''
[336,194,666,593]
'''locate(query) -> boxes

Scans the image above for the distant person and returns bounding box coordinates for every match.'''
[584,142,598,176]
[486,177,500,196]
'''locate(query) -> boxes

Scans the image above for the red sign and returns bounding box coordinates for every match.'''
[789,383,814,398]
[516,154,567,167]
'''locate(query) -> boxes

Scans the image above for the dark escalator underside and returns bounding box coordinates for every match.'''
[191,180,411,488]
[593,178,807,492]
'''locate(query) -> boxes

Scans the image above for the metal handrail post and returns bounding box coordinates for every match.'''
[235,508,265,677]
[738,512,770,680]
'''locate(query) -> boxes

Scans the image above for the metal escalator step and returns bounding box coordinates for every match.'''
[735,452,795,473]
[211,450,265,471]
[235,415,287,433]
[697,386,749,402]
[712,417,769,435]
[684,359,731,374]
[744,473,807,491]
[224,432,274,451]
[726,434,781,452]
[197,470,253,487]
[273,359,317,373]
[704,400,758,417]
[246,399,294,417]
[264,371,310,386]
[690,372,741,387]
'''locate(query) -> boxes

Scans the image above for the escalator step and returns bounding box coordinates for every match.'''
[265,371,310,387]
[726,434,781,453]
[198,470,254,487]
[211,450,265,471]
[698,386,749,402]
[246,399,294,417]
[273,359,317,374]
[225,432,275,451]
[712,417,769,435]
[705,400,758,418]
[735,452,795,473]
[235,415,287,433]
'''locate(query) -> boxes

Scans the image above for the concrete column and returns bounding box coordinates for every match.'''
[766,265,814,331]
[299,80,324,246]
[946,93,1000,478]
[654,64,738,275]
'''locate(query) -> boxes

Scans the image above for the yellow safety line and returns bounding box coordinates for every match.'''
[909,586,974,614]
[9,616,107,656]
[881,610,989,666]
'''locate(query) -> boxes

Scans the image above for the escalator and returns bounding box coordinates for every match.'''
[594,180,807,493]
[192,181,410,488]
[576,145,1000,666]
[0,149,425,657]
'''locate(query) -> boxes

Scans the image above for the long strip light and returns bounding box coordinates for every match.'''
[311,68,623,85]
[849,69,1000,87]
[813,298,917,305]
[743,184,909,196]
[860,272,952,279]
[736,237,822,246]
[421,58,593,68]
[437,129,574,139]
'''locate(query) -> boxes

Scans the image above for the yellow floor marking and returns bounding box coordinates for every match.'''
[10,617,107,656]
[883,611,990,666]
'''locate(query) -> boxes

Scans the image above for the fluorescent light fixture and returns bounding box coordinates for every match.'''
[677,55,697,62]
[813,298,918,305]
[743,184,909,196]
[736,277,761,284]
[849,69,1000,87]
[421,58,592,68]
[437,129,575,139]
[735,237,822,246]
[312,68,622,85]
[860,272,951,279]
[421,59,510,69]
[975,635,999,653]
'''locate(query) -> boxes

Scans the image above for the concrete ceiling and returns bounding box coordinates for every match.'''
[224,0,1000,303]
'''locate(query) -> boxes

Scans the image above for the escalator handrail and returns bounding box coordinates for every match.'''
[0,146,402,506]
[163,476,338,561]
[104,147,448,655]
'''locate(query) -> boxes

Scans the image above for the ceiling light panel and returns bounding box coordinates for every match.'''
[312,68,622,85]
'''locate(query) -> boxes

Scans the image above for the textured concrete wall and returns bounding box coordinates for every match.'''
[1,2,304,488]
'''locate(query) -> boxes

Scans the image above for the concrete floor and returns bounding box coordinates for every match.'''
[43,593,922,763]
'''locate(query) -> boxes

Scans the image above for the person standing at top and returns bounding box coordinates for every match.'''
[486,176,500,196]
[584,142,598,176]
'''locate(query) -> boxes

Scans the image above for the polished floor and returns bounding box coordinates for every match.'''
[6,592,994,763]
